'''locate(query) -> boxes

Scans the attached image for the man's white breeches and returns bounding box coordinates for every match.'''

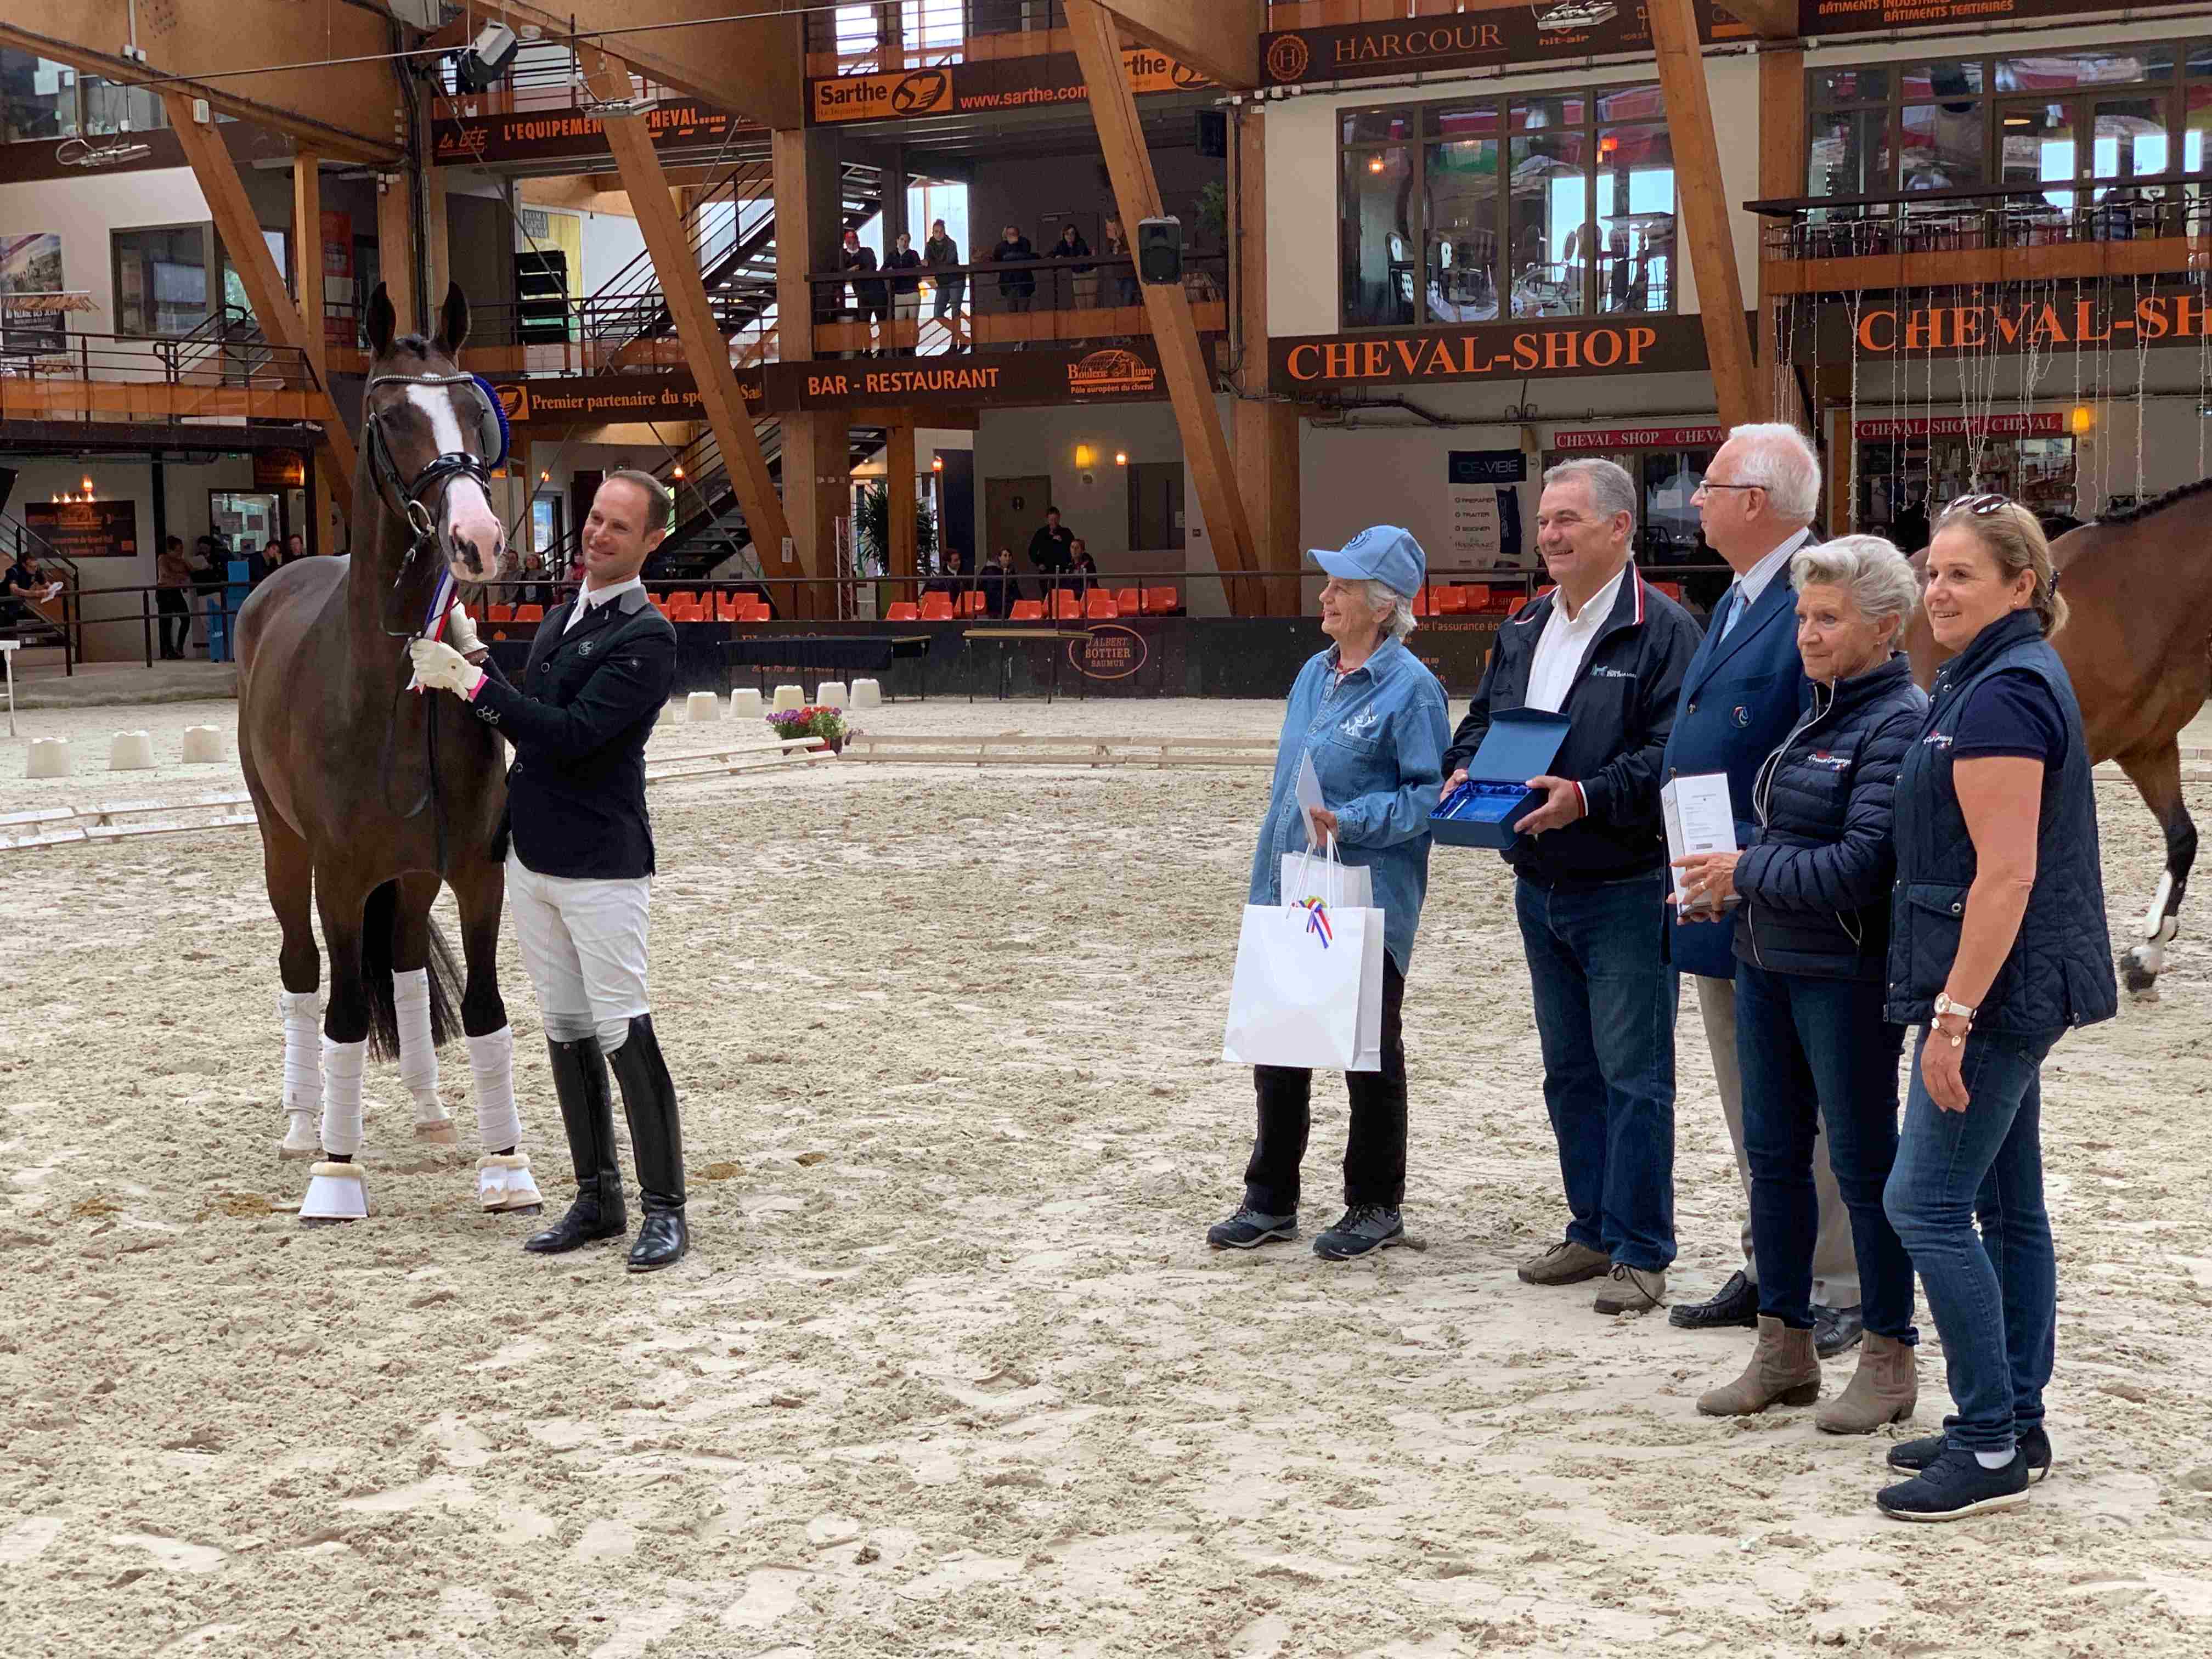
[505,850,651,1052]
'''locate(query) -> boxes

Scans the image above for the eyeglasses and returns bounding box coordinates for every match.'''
[1692,481,1761,498]
[1946,492,2014,516]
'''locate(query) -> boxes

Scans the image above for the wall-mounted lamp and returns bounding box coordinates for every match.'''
[81,476,93,494]
[932,455,944,471]
[672,465,685,479]
[1073,443,1097,469]
[2068,404,2095,435]
[1367,154,1385,173]
[538,470,551,483]
[1114,451,1128,466]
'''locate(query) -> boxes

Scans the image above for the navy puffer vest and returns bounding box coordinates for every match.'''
[1886,610,2117,1035]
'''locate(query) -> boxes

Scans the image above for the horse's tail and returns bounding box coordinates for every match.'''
[359,879,464,1062]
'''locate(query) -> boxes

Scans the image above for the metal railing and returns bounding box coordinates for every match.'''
[1752,177,2212,262]
[806,251,1227,357]
[803,2,1069,76]
[0,328,320,422]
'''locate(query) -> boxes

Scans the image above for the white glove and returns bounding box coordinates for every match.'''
[443,600,482,658]
[409,637,482,698]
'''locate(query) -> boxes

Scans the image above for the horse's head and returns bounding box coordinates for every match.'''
[362,283,509,588]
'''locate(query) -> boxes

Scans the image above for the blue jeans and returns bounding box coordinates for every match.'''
[1884,1027,2060,1454]
[1514,876,1677,1272]
[1736,962,1917,1342]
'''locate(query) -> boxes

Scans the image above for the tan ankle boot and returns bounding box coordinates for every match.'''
[1696,1315,1822,1417]
[1814,1331,1917,1434]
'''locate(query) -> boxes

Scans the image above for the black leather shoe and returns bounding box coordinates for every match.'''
[1668,1268,1759,1330]
[1813,1302,1865,1358]
[523,1035,627,1255]
[608,1015,690,1273]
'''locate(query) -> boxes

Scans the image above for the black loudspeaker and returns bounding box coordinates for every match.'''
[1195,109,1228,158]
[1137,216,1183,285]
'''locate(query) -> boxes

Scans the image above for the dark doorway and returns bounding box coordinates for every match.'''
[1127,462,1184,557]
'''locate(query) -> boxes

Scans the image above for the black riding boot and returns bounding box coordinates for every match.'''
[522,1035,627,1254]
[607,1014,689,1272]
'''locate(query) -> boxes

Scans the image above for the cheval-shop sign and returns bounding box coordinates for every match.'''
[1818,291,2212,358]
[1271,316,1709,393]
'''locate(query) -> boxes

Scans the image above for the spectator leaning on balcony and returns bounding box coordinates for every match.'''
[992,224,1038,332]
[1054,222,1096,311]
[924,219,965,350]
[885,230,924,357]
[841,229,888,357]
[1212,526,1448,1262]
[1103,216,1139,306]
[1664,423,1865,1360]
[1443,458,1702,1316]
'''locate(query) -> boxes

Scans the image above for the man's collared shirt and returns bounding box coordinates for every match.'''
[1717,528,1811,640]
[565,574,643,632]
[1526,562,1627,714]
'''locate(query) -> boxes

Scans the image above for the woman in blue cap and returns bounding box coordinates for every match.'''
[1211,526,1451,1259]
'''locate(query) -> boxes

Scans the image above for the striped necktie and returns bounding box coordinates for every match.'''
[1716,583,1745,640]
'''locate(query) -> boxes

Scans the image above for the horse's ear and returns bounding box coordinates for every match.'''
[366,283,397,359]
[433,283,469,359]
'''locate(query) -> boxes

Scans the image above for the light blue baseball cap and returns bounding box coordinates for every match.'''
[1311,524,1426,600]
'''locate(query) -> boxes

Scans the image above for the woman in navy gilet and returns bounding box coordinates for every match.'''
[1877,496,2117,1522]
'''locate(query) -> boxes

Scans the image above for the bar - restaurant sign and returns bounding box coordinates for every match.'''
[432,100,758,166]
[809,47,1207,126]
[1260,3,1752,87]
[1271,316,1708,392]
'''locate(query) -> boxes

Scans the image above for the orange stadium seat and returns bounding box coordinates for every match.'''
[1111,586,1139,616]
[1142,586,1180,615]
[1459,584,1491,610]
[918,596,954,621]
[962,591,988,617]
[512,603,544,623]
[1047,591,1079,621]
[1010,600,1045,621]
[488,603,515,623]
[885,601,921,622]
[716,594,742,622]
[1085,591,1118,619]
[1412,588,1430,618]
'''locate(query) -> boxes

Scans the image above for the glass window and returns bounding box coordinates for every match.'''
[1898,60,1984,101]
[1426,137,1502,323]
[1341,145,1416,328]
[220,229,289,324]
[1809,109,1892,197]
[1595,85,1665,123]
[81,74,165,136]
[1512,93,1586,132]
[1344,108,1415,144]
[2000,100,2076,207]
[114,225,210,336]
[1900,101,1984,190]
[1813,67,1888,105]
[2090,95,2170,181]
[2185,84,2212,173]
[1,48,76,142]
[1595,124,1673,314]
[1995,50,2172,91]
[1427,103,1501,139]
[1509,131,1589,316]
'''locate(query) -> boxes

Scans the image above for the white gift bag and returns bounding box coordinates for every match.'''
[1279,851,1374,911]
[1224,842,1385,1072]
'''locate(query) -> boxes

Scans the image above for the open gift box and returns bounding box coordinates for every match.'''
[1429,707,1571,849]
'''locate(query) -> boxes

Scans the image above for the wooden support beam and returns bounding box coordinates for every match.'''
[1104,0,1261,89]
[1720,0,1801,40]
[887,422,918,588]
[778,413,849,619]
[163,92,353,516]
[1066,0,1259,613]
[582,46,796,597]
[1757,46,1808,427]
[376,176,418,344]
[1231,109,1299,618]
[1649,0,1756,432]
[292,154,328,388]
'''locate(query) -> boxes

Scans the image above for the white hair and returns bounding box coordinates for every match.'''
[1725,423,1821,524]
[1790,534,1920,628]
[1363,579,1418,641]
[1542,457,1638,527]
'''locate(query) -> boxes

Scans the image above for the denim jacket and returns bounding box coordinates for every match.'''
[1248,636,1450,974]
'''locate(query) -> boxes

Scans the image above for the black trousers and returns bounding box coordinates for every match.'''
[1244,957,1408,1214]
[156,588,189,657]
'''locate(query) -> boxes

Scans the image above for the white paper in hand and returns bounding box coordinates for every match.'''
[1295,749,1326,846]
[1662,772,1738,913]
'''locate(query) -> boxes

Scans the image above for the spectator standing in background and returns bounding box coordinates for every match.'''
[885,230,924,357]
[244,538,273,591]
[285,531,307,563]
[1028,507,1074,582]
[1055,222,1095,312]
[1068,540,1097,600]
[924,219,964,352]
[983,546,1021,619]
[1103,216,1139,306]
[155,535,193,659]
[842,229,888,358]
[992,224,1037,341]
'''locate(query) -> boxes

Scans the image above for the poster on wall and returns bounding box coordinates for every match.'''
[26,498,137,559]
[1447,450,1526,566]
[1,233,65,353]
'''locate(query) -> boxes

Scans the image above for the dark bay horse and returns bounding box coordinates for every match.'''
[238,283,537,1220]
[1906,482,2212,998]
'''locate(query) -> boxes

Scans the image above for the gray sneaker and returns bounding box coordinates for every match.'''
[1207,1205,1296,1250]
[1313,1203,1404,1260]
[1518,1239,1612,1285]
[1594,1262,1667,1314]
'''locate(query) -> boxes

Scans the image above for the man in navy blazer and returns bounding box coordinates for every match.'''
[1661,425,1863,1355]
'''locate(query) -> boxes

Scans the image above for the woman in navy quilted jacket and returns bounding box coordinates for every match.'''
[1673,537,1927,1437]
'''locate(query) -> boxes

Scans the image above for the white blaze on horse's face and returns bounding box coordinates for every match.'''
[405,382,506,585]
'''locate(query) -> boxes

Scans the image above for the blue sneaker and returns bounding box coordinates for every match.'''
[1876,1446,2032,1522]
[1888,1426,2052,1483]
[1207,1205,1296,1250]
[1313,1203,1404,1260]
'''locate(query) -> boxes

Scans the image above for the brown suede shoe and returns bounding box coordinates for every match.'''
[1594,1263,1666,1314]
[1519,1239,1612,1286]
[1815,1331,1917,1434]
[1697,1315,1822,1416]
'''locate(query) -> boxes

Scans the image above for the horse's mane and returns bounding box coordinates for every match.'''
[2092,475,2212,527]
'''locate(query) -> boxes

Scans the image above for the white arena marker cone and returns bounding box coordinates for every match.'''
[686,691,722,723]
[849,678,882,708]
[772,684,804,712]
[815,681,848,709]
[732,688,764,716]
[299,1161,369,1226]
[109,730,156,771]
[26,737,70,778]
[180,725,223,764]
[657,703,681,726]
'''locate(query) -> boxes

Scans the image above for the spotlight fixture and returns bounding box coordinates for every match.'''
[57,134,152,167]
[1114,451,1128,466]
[538,470,550,483]
[453,23,520,94]
[931,455,944,472]
[672,465,685,479]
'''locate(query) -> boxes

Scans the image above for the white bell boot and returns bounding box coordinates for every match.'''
[476,1152,544,1214]
[299,1160,370,1226]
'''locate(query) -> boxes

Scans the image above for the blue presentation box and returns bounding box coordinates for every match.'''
[1430,707,1572,849]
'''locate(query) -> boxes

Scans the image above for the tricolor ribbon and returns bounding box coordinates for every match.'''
[1296,897,1333,948]
[408,570,459,693]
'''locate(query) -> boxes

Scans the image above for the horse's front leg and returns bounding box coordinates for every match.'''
[450,853,539,1216]
[2118,740,2198,1000]
[390,871,458,1144]
[299,872,375,1224]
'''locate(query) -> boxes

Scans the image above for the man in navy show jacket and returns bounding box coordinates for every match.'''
[1660,424,1860,1350]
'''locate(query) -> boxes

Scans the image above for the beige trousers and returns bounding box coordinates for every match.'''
[1696,974,1860,1306]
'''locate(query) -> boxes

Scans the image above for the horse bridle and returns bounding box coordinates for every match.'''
[362,371,506,637]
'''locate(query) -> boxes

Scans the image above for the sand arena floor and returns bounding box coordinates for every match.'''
[1,693,2209,1658]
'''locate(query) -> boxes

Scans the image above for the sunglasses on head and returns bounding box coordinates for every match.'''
[1946,492,2013,516]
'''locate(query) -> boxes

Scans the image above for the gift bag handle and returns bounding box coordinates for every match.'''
[1285,832,1346,915]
